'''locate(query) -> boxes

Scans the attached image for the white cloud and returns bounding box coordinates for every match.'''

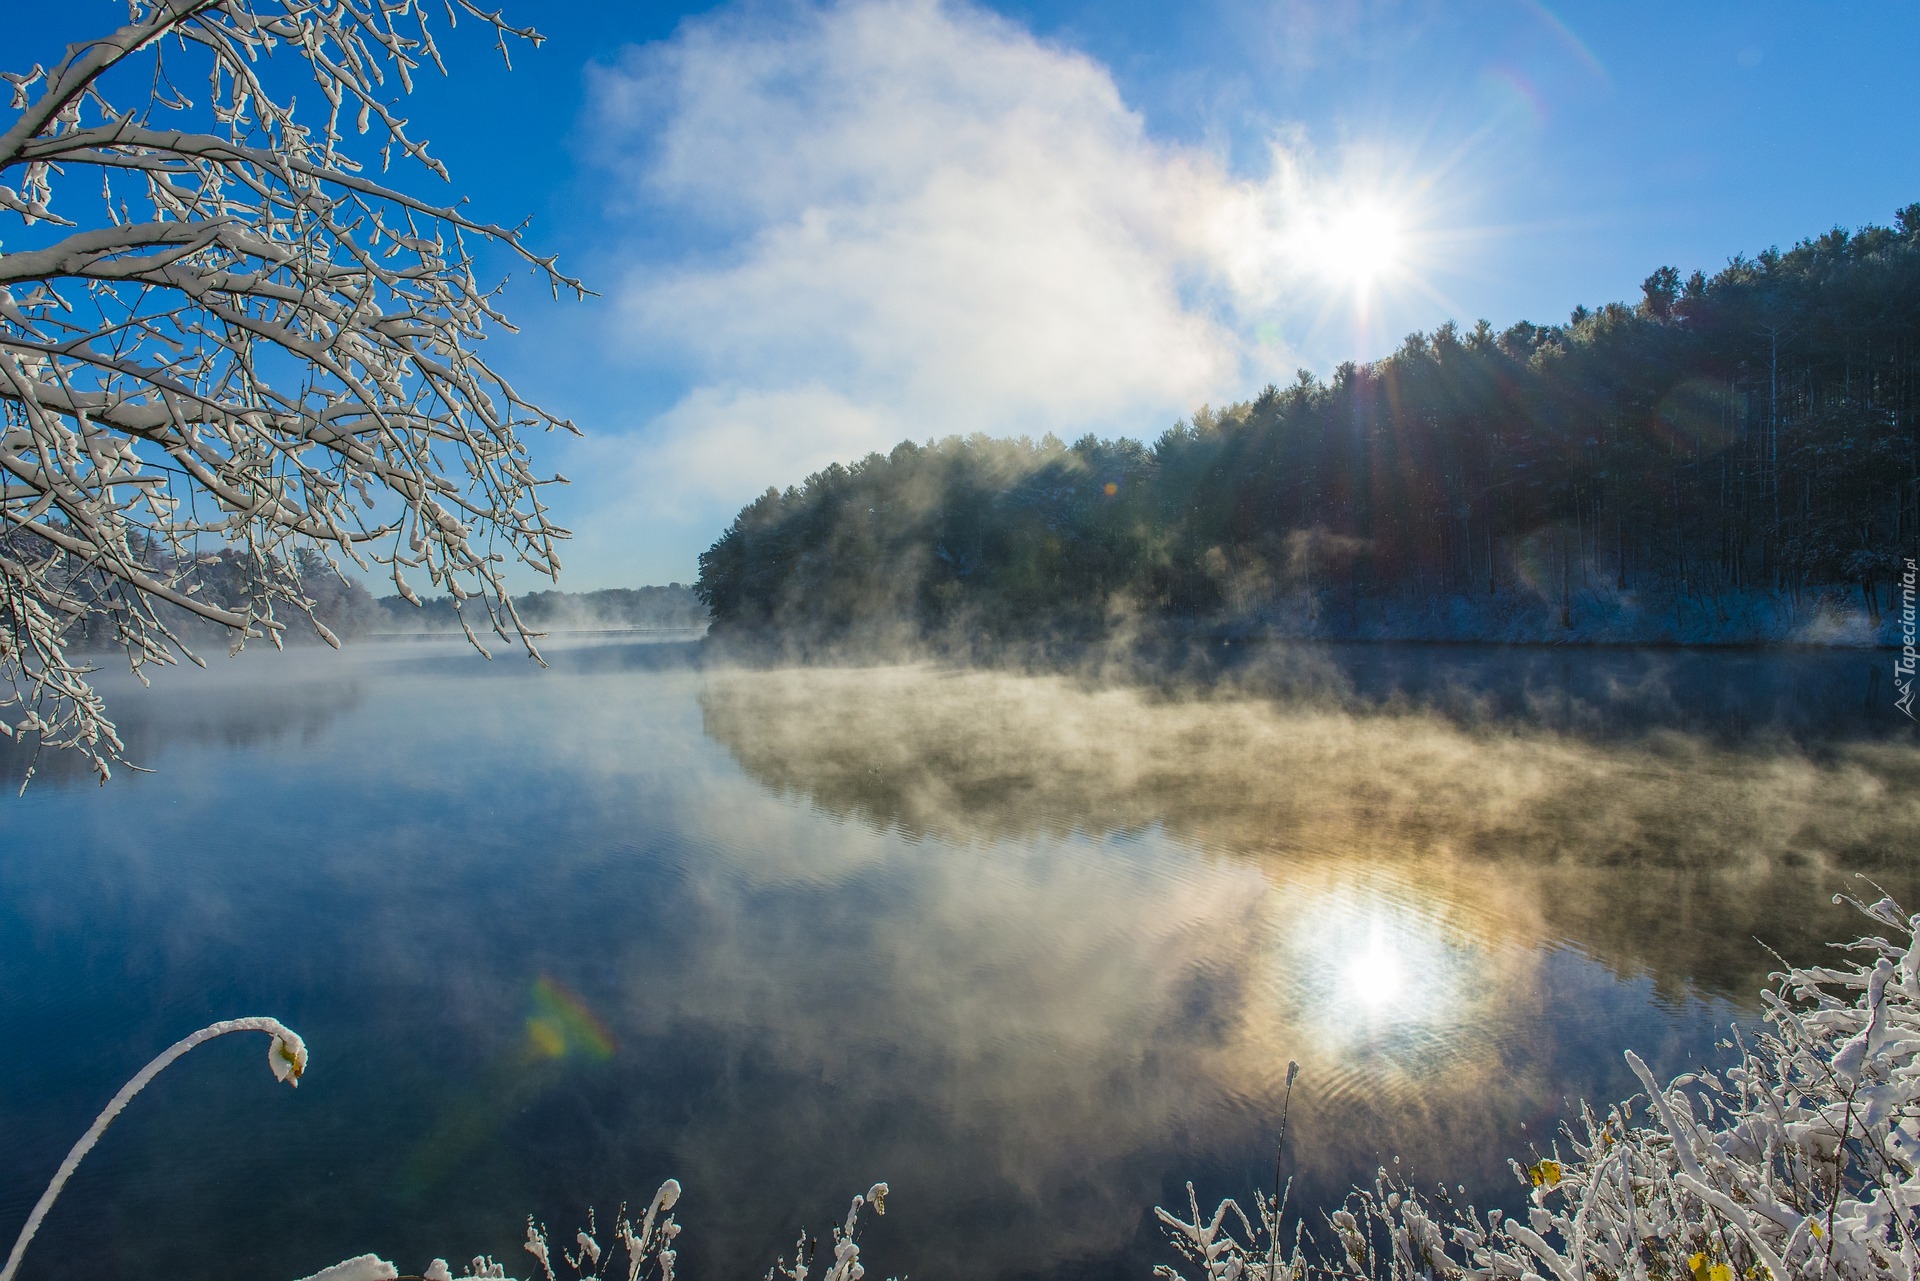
[636,383,898,519]
[564,0,1370,583]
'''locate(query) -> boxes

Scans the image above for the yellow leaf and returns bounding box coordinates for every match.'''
[1528,1160,1562,1189]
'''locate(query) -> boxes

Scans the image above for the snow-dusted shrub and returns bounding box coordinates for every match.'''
[1158,892,1920,1281]
[274,1182,693,1281]
[348,1182,890,1281]
[512,1182,888,1281]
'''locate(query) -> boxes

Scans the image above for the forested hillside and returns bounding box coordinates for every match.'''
[699,207,1920,645]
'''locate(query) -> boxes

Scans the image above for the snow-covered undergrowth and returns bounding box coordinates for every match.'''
[1158,893,1920,1281]
[283,1183,891,1281]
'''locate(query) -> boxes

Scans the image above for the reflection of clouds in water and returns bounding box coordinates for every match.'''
[699,664,1920,994]
[3,651,1907,1281]
[669,658,1920,1263]
[615,847,1520,1279]
[606,788,1692,1278]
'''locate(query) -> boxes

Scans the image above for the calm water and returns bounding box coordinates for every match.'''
[1,640,1916,1281]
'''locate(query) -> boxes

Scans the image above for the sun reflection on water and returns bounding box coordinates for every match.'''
[1342,921,1406,1010]
[1261,878,1500,1102]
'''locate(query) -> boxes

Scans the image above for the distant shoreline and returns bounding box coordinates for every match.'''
[364,626,708,640]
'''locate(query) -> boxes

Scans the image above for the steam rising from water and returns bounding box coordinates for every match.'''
[3,644,1915,1281]
[700,663,1918,859]
[674,660,1920,1261]
[700,663,1920,992]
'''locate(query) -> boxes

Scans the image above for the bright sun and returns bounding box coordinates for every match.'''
[1308,199,1407,291]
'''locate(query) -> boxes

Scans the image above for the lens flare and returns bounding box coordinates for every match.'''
[525,975,616,1061]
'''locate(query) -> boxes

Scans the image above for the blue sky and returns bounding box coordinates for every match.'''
[20,1,1920,588]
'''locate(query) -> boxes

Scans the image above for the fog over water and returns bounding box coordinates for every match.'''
[0,641,1914,1281]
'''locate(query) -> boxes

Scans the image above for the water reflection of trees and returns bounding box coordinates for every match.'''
[700,664,1920,1001]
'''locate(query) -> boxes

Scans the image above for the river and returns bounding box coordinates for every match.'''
[1,639,1915,1281]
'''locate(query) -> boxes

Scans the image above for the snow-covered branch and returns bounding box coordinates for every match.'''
[0,0,582,785]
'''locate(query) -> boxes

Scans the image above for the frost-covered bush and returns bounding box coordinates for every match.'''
[1157,893,1920,1281]
[505,1182,888,1281]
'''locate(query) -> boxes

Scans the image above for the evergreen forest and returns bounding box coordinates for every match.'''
[698,207,1920,645]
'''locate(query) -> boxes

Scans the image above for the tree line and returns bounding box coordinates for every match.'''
[375,584,706,634]
[698,206,1920,642]
[2,531,704,647]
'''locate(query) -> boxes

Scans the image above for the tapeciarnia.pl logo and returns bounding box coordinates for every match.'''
[1898,557,1917,720]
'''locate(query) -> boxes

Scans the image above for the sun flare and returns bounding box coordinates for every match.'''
[1309,199,1407,290]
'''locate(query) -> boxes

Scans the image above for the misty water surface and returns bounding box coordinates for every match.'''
[1,640,1916,1281]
